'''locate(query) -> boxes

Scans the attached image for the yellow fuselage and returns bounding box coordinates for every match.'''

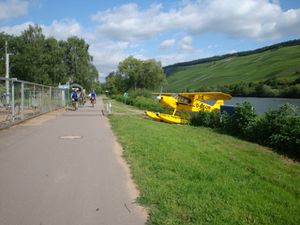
[159,95,222,112]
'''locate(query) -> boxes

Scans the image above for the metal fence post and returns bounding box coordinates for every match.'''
[21,81,24,120]
[49,87,52,111]
[33,84,36,111]
[11,79,15,121]
[62,90,65,107]
[5,78,9,105]
[41,86,43,112]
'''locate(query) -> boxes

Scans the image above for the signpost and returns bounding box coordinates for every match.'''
[5,41,10,105]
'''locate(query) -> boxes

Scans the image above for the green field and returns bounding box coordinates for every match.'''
[166,46,300,91]
[108,100,300,225]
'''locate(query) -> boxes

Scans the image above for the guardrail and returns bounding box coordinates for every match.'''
[0,77,66,129]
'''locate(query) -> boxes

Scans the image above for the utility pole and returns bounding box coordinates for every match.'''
[5,40,10,105]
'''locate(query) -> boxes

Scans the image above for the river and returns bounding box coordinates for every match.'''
[225,97,300,115]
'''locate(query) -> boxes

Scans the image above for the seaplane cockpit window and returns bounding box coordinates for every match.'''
[178,96,190,104]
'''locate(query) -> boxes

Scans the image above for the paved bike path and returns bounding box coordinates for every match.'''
[0,99,147,225]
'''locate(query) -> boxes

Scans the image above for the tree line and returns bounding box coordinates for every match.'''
[182,77,300,98]
[0,25,99,90]
[103,56,166,94]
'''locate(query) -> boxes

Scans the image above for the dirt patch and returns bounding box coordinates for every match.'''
[18,108,66,127]
[107,117,148,220]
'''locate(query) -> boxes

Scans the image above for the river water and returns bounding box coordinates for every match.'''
[225,97,300,115]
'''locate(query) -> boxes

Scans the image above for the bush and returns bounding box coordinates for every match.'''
[250,103,300,156]
[128,89,152,98]
[221,102,257,138]
[134,96,167,112]
[190,111,221,128]
[112,93,169,113]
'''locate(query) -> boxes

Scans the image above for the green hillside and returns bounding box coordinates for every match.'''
[165,43,300,92]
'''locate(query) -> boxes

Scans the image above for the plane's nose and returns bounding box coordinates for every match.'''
[157,96,162,100]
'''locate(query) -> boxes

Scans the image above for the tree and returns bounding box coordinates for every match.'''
[86,63,100,92]
[43,37,67,85]
[1,25,99,90]
[104,71,126,94]
[117,56,166,91]
[62,37,89,85]
[13,25,52,84]
[118,56,142,90]
[141,59,166,89]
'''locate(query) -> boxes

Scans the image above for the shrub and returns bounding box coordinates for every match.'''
[221,101,256,138]
[128,89,152,98]
[190,111,221,128]
[250,103,300,156]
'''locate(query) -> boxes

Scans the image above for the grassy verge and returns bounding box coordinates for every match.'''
[108,101,300,225]
[102,97,143,114]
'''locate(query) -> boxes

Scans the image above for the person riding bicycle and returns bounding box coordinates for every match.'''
[71,88,79,110]
[89,90,96,100]
[79,89,86,106]
[89,90,96,107]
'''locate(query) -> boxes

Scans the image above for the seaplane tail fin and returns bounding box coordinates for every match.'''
[213,100,224,109]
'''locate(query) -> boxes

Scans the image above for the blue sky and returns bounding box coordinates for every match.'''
[1,0,300,81]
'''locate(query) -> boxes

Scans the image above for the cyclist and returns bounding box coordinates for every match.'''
[89,90,96,107]
[79,89,86,106]
[71,88,79,110]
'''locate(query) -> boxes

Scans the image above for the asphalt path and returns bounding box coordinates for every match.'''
[0,98,147,225]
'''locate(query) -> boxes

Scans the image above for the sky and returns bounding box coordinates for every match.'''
[1,0,300,81]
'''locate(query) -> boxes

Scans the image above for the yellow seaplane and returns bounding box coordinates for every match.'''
[145,92,232,124]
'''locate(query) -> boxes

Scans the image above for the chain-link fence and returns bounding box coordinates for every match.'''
[0,77,66,129]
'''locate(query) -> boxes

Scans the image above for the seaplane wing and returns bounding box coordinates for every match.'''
[153,92,232,99]
[178,92,232,101]
[152,93,175,96]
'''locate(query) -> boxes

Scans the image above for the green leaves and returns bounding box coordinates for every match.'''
[0,25,99,90]
[114,56,166,92]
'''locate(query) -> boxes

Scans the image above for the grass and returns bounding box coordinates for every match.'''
[102,97,143,114]
[166,46,300,91]
[108,100,300,225]
[113,117,300,224]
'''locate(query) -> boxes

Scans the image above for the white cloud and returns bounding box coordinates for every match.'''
[157,50,209,67]
[160,39,176,49]
[89,41,130,80]
[0,21,33,35]
[0,0,30,20]
[90,0,300,42]
[0,19,95,41]
[157,54,188,67]
[42,19,92,40]
[226,49,238,54]
[91,3,166,42]
[275,8,300,37]
[179,36,194,52]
